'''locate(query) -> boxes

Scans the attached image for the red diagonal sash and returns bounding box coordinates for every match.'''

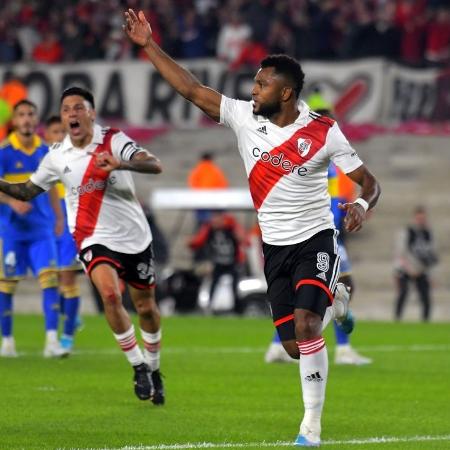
[248,117,333,210]
[73,129,119,250]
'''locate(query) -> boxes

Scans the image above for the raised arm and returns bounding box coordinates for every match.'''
[0,179,45,202]
[124,9,222,122]
[338,165,381,232]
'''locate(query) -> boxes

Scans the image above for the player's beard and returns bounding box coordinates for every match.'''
[254,100,281,118]
[18,123,34,137]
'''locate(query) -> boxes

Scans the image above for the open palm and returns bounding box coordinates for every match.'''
[123,9,152,47]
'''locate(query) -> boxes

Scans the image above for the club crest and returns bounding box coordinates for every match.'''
[297,138,312,157]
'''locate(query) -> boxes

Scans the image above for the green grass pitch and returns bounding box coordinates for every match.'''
[0,315,449,449]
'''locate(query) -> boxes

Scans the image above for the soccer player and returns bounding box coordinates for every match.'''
[123,10,381,446]
[0,100,65,358]
[44,115,82,354]
[0,87,165,405]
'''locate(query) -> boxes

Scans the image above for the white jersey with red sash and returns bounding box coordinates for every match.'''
[220,97,363,246]
[30,124,152,253]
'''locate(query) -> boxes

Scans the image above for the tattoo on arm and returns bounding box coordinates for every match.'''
[0,180,44,201]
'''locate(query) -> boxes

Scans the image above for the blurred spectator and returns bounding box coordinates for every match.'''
[394,206,438,322]
[230,34,268,71]
[425,7,450,66]
[188,151,229,229]
[216,12,251,64]
[188,151,229,190]
[188,211,246,312]
[0,29,23,63]
[32,32,63,63]
[267,19,295,55]
[178,7,207,58]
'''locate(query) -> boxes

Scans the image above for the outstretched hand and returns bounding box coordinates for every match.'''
[338,202,366,232]
[123,9,152,47]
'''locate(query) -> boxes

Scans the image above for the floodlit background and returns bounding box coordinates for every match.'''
[1,1,450,449]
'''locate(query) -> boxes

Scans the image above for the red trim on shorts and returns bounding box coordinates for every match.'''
[86,256,122,275]
[274,313,295,327]
[295,279,334,303]
[128,280,156,290]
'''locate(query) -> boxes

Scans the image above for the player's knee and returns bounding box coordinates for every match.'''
[38,271,58,289]
[295,310,322,341]
[0,280,18,295]
[135,298,158,319]
[100,286,122,306]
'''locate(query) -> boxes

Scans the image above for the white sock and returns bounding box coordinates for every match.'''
[113,325,144,366]
[141,328,161,371]
[46,330,58,345]
[1,336,15,345]
[297,337,328,433]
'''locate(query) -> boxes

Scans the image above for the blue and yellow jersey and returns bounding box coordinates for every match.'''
[0,132,55,240]
[328,162,345,231]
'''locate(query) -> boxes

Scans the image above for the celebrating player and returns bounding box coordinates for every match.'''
[123,9,380,446]
[0,100,65,358]
[0,87,165,405]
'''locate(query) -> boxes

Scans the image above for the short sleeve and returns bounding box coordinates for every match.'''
[220,95,252,132]
[327,122,363,174]
[29,152,59,191]
[111,131,145,162]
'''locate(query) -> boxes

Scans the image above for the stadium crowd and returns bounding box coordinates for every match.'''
[0,0,449,67]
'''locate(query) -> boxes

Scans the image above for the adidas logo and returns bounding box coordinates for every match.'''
[305,371,323,382]
[63,166,71,174]
[256,125,267,135]
[316,272,327,281]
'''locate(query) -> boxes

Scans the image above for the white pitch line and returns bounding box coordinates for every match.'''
[69,434,450,450]
[20,343,450,357]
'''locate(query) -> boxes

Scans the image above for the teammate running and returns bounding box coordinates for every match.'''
[123,9,380,446]
[0,87,165,405]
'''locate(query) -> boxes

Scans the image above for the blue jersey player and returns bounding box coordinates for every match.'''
[44,115,82,354]
[0,100,65,358]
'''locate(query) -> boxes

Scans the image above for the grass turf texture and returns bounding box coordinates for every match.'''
[0,316,449,449]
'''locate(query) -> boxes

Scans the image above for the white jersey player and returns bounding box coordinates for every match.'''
[124,10,381,446]
[0,87,165,405]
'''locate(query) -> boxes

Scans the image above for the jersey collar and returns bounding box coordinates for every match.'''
[9,132,42,155]
[255,100,311,126]
[60,123,104,152]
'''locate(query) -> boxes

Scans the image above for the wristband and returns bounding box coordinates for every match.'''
[354,198,369,212]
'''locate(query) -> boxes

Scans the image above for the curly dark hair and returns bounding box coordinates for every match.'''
[260,54,305,99]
